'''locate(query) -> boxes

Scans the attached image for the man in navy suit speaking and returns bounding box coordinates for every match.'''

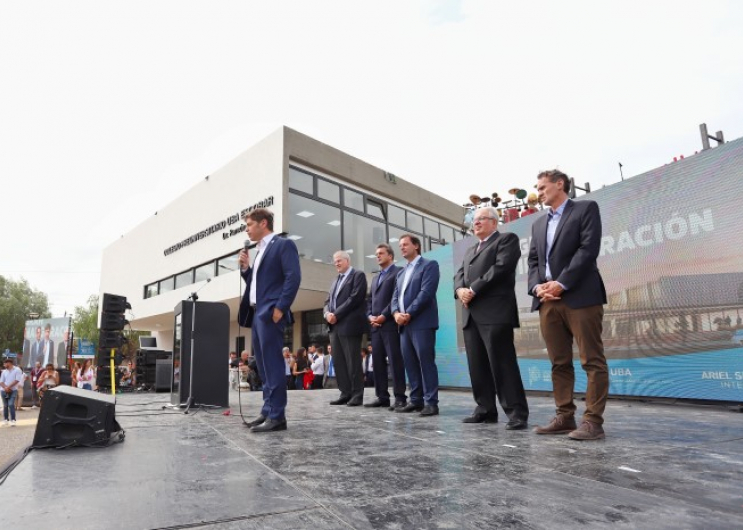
[391,234,440,417]
[528,169,609,441]
[238,208,301,433]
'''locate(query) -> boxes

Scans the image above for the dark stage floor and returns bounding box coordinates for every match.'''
[4,389,743,529]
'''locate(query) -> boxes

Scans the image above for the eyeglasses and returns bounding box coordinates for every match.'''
[473,216,496,224]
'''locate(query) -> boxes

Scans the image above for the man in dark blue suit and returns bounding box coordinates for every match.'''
[324,251,368,407]
[528,169,608,441]
[391,234,440,416]
[365,243,406,410]
[238,208,301,433]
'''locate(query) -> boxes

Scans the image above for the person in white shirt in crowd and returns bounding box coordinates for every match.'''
[362,348,374,388]
[282,348,293,390]
[15,368,27,411]
[1,357,24,426]
[310,347,326,390]
[77,359,95,390]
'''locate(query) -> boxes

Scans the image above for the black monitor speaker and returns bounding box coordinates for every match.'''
[33,386,122,448]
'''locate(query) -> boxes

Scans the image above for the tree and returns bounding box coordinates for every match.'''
[0,275,51,353]
[72,294,150,363]
[72,294,99,345]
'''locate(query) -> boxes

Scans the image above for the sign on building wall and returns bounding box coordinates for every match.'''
[434,139,743,402]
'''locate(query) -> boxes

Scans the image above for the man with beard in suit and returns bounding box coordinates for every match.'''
[365,243,406,410]
[528,169,608,441]
[324,251,368,407]
[455,206,529,429]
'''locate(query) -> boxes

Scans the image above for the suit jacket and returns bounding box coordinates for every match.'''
[57,341,70,367]
[366,264,401,333]
[454,231,520,328]
[323,269,368,335]
[527,199,607,311]
[391,257,440,330]
[238,236,302,328]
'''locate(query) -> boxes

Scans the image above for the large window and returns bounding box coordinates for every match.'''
[194,262,215,283]
[217,253,239,276]
[145,283,158,299]
[317,178,340,203]
[159,277,174,294]
[175,270,193,290]
[289,167,313,194]
[407,212,423,234]
[344,188,364,212]
[343,211,386,273]
[388,204,406,227]
[288,194,341,265]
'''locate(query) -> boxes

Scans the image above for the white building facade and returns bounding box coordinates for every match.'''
[100,127,465,353]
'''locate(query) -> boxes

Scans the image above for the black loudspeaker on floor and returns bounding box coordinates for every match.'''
[32,386,123,449]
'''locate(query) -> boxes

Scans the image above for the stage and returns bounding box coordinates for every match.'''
[4,389,743,529]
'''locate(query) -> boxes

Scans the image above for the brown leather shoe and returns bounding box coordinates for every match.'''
[534,415,577,435]
[568,420,605,440]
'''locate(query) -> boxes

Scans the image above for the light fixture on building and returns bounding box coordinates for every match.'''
[327,220,341,226]
[296,211,315,218]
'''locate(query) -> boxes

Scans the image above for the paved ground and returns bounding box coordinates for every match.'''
[3,389,743,529]
[0,405,39,469]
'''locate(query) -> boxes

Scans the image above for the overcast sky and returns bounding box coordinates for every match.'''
[2,0,742,317]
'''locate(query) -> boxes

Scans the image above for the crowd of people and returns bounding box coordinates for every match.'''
[1,356,132,425]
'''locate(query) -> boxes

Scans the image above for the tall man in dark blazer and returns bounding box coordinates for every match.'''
[391,234,440,416]
[56,329,71,368]
[528,169,609,441]
[324,251,368,407]
[455,206,529,430]
[365,243,406,410]
[238,208,301,433]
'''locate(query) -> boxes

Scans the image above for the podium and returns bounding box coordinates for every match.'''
[171,301,229,408]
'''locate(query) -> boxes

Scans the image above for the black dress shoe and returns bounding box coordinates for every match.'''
[462,412,499,423]
[250,418,287,433]
[364,399,391,408]
[330,397,350,405]
[389,401,406,411]
[420,405,439,416]
[397,403,424,413]
[244,415,266,428]
[505,419,528,431]
[346,399,363,407]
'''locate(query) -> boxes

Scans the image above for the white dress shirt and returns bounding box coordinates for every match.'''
[399,255,422,313]
[249,232,276,305]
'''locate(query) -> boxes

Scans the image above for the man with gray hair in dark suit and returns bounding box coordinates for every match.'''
[324,251,368,407]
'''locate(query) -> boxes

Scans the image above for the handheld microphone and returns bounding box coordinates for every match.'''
[244,239,257,251]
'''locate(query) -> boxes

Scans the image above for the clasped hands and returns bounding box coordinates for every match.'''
[368,315,386,328]
[456,287,474,308]
[535,281,564,302]
[393,312,411,326]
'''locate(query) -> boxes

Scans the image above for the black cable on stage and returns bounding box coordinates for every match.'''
[0,445,33,486]
[237,248,249,426]
[0,428,125,486]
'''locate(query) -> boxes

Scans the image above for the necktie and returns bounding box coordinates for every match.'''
[331,274,343,312]
[476,241,483,253]
[328,357,335,377]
